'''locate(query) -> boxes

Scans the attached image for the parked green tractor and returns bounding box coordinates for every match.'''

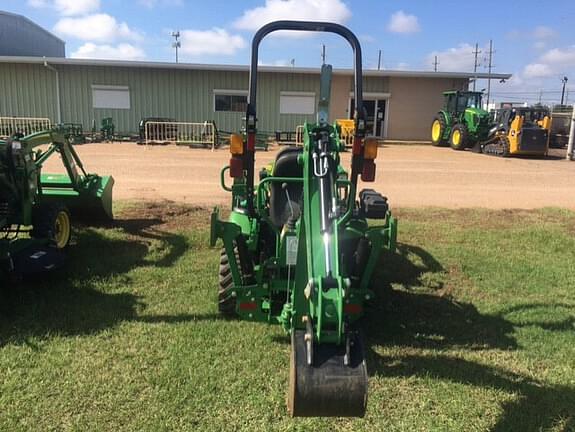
[1,128,114,278]
[431,90,491,150]
[211,21,397,417]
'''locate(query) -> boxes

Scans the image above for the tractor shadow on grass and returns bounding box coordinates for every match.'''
[365,243,575,431]
[0,213,211,347]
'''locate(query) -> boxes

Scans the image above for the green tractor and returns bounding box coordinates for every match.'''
[431,90,491,150]
[1,128,114,278]
[210,21,397,417]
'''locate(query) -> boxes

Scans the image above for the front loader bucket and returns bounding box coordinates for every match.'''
[40,173,115,223]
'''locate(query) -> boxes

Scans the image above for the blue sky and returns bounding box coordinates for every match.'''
[3,0,575,105]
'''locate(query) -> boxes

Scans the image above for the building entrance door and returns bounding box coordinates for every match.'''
[349,98,387,137]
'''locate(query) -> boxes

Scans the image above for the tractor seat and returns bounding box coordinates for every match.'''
[269,146,303,228]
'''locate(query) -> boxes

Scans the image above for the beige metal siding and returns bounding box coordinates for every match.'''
[386,77,468,140]
[0,62,470,139]
[0,63,58,120]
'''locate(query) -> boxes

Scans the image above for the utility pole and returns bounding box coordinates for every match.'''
[561,76,568,105]
[472,43,481,91]
[433,55,439,72]
[377,49,382,70]
[171,31,181,63]
[538,89,543,104]
[485,39,494,110]
[321,44,326,65]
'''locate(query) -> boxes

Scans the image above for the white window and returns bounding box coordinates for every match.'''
[280,92,315,115]
[92,85,130,109]
[213,89,248,112]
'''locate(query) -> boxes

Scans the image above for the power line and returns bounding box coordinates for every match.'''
[485,39,494,108]
[472,43,481,91]
[561,76,569,105]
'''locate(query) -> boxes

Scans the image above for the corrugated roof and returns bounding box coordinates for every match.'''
[0,55,512,80]
[0,10,65,44]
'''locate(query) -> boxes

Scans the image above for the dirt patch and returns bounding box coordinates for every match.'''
[44,142,575,209]
[115,200,213,232]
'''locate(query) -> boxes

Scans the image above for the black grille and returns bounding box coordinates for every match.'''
[519,128,548,152]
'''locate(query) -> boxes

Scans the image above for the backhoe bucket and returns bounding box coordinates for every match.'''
[40,173,114,222]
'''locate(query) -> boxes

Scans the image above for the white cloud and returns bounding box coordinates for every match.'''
[233,0,351,34]
[54,14,142,42]
[139,0,183,8]
[179,28,246,56]
[523,63,553,78]
[426,43,478,72]
[540,46,575,67]
[28,0,100,16]
[71,43,146,60]
[387,10,420,34]
[520,46,575,79]
[533,26,556,39]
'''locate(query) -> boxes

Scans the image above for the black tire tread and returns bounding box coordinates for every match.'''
[431,114,448,146]
[450,123,469,150]
[30,203,71,249]
[218,247,238,315]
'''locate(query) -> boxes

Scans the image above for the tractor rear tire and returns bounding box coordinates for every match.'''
[431,115,447,146]
[218,247,238,316]
[449,124,469,150]
[31,203,72,250]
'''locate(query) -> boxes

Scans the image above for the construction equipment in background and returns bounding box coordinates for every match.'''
[431,90,491,150]
[61,123,86,145]
[550,105,573,148]
[336,118,355,147]
[211,21,397,417]
[0,116,51,139]
[0,128,114,278]
[98,117,115,142]
[482,106,551,157]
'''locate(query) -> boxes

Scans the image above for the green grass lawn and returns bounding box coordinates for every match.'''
[1,203,574,431]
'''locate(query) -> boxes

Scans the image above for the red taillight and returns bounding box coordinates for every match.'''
[247,133,256,152]
[352,136,363,155]
[361,159,376,182]
[344,303,363,314]
[239,302,257,311]
[229,156,243,178]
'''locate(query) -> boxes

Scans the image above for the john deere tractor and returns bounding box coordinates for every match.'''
[1,128,114,278]
[210,21,397,417]
[431,90,491,150]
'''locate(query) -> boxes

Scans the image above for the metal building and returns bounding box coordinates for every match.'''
[0,10,65,57]
[0,56,510,140]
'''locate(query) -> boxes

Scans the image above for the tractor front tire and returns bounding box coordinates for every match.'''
[449,124,469,150]
[31,203,72,250]
[218,248,237,316]
[431,115,447,146]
